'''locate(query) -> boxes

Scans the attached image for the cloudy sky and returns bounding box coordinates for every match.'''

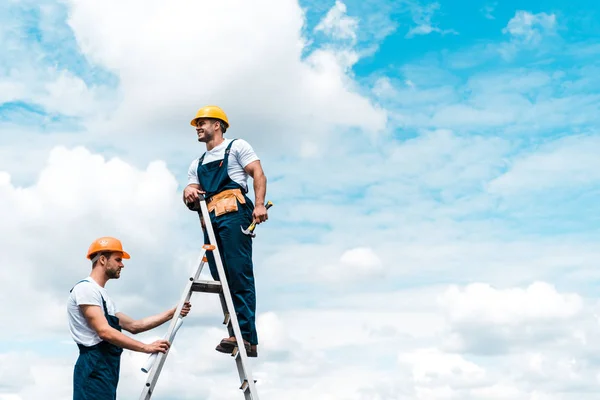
[2,0,600,399]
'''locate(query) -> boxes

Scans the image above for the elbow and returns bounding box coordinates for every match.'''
[126,322,142,334]
[97,326,115,341]
[257,171,266,183]
[128,326,141,335]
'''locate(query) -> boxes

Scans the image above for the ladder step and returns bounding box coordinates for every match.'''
[240,380,257,392]
[219,292,231,326]
[190,280,222,294]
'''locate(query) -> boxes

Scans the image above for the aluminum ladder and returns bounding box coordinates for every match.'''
[138,193,260,399]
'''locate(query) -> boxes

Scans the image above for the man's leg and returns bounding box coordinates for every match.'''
[202,214,224,282]
[73,350,119,400]
[216,202,258,346]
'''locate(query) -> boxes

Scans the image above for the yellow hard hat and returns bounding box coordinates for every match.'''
[86,236,131,260]
[190,105,230,128]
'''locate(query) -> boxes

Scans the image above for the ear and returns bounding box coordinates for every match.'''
[99,252,112,265]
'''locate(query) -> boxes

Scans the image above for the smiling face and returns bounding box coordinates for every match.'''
[195,118,220,142]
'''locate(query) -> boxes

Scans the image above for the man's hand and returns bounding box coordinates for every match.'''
[143,339,171,354]
[179,301,192,317]
[183,184,205,205]
[253,203,268,224]
[169,301,192,320]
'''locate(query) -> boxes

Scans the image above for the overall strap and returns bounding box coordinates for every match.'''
[197,139,237,165]
[100,294,110,315]
[69,279,90,293]
[220,138,238,167]
[225,138,237,154]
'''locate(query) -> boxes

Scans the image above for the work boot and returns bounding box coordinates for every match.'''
[215,337,257,357]
[248,344,258,358]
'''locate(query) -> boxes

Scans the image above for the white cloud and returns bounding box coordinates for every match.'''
[0,67,109,118]
[376,64,600,134]
[438,282,586,355]
[503,11,557,45]
[0,353,35,393]
[314,0,359,43]
[481,2,497,20]
[487,134,600,195]
[405,2,458,38]
[318,246,385,283]
[0,145,185,338]
[398,348,488,388]
[499,11,557,60]
[59,0,386,158]
[440,281,583,325]
[0,80,26,104]
[37,70,113,118]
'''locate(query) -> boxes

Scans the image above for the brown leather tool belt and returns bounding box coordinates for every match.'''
[206,188,246,216]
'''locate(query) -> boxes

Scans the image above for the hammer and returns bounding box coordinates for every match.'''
[241,201,273,237]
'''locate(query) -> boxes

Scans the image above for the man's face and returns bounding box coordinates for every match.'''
[104,253,124,279]
[195,118,216,142]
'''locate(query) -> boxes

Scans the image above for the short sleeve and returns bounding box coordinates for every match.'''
[72,282,103,308]
[187,158,200,186]
[233,139,259,168]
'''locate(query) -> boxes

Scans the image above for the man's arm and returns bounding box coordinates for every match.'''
[81,305,169,354]
[244,160,268,223]
[183,158,205,206]
[116,302,191,334]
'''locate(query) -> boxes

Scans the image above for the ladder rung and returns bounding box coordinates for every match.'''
[190,280,222,293]
[240,379,257,392]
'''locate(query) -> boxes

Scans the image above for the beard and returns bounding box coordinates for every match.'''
[106,268,121,279]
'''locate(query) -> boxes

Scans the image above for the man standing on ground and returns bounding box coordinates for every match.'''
[182,105,268,358]
[67,236,192,400]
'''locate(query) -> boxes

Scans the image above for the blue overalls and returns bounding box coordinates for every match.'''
[70,280,123,400]
[196,139,258,345]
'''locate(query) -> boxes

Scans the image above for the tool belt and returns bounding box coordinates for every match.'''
[207,188,246,217]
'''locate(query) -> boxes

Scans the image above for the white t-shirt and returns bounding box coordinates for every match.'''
[67,277,119,347]
[187,138,259,192]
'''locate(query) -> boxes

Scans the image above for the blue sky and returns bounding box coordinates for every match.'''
[2,0,600,399]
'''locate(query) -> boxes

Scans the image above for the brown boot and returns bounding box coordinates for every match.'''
[248,344,258,358]
[215,337,251,354]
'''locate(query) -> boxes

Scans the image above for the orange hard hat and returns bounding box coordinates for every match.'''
[86,236,131,260]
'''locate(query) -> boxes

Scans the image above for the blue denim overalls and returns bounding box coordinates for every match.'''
[70,280,123,400]
[196,139,258,345]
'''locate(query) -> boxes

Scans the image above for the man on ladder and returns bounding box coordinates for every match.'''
[182,105,268,358]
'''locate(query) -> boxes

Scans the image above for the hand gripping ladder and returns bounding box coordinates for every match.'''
[138,194,260,400]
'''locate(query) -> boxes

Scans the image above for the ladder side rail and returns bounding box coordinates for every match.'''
[219,292,234,337]
[139,248,208,400]
[198,197,259,398]
[236,353,254,400]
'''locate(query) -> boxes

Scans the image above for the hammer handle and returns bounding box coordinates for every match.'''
[248,201,273,232]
